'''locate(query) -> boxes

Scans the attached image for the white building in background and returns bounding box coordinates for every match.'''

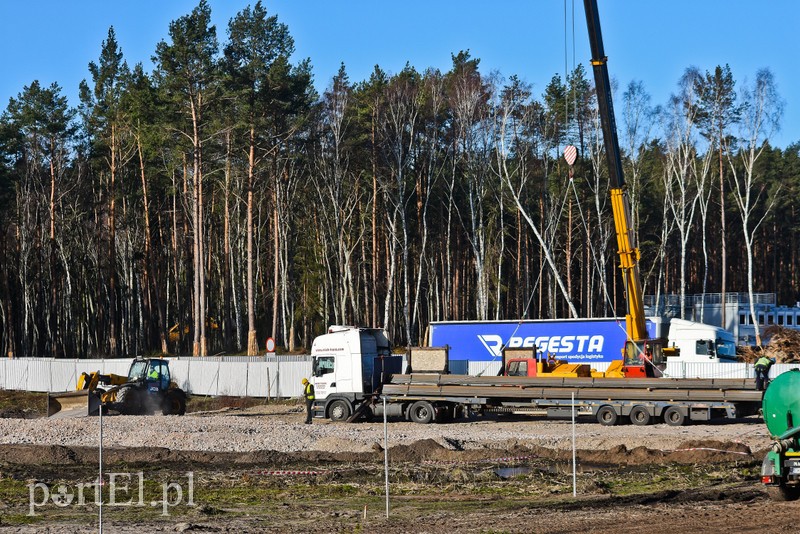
[644,292,800,346]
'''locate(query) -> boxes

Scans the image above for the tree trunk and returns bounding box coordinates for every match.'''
[247,126,258,355]
[719,151,727,327]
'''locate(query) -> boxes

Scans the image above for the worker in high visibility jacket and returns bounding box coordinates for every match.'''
[301,378,315,424]
[754,355,775,391]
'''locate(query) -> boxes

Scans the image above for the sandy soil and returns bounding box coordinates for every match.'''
[0,404,791,533]
[0,403,774,455]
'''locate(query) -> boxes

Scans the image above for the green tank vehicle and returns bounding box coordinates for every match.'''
[761,368,800,500]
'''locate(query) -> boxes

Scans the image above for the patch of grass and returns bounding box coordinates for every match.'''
[598,463,749,496]
[0,476,38,515]
[0,457,761,529]
[1,513,41,525]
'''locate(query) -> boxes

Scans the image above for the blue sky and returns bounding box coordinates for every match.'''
[1,1,797,148]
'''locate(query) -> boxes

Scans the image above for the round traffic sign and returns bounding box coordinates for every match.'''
[265,337,276,352]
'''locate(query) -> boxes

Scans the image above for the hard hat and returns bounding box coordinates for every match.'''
[301,378,308,384]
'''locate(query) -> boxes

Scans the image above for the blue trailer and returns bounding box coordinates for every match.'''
[429,318,660,364]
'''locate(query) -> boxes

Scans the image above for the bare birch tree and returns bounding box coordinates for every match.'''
[663,69,704,317]
[411,69,446,337]
[729,68,783,346]
[312,65,362,325]
[495,76,578,318]
[621,80,658,250]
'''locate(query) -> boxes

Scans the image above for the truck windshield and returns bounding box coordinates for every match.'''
[128,360,148,381]
[313,356,334,377]
[715,338,738,360]
[624,340,664,367]
[506,361,527,377]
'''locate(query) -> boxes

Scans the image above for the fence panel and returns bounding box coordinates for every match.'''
[468,361,502,377]
[26,359,52,391]
[100,360,132,376]
[277,361,312,398]
[771,363,800,379]
[245,362,278,398]
[664,362,750,379]
[50,361,77,392]
[663,362,800,379]
[167,359,191,392]
[5,359,31,391]
[216,362,248,397]
[185,360,220,396]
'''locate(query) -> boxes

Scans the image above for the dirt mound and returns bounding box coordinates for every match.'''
[0,438,758,470]
[613,483,763,506]
[0,444,80,465]
[389,438,450,462]
[566,440,753,466]
[668,439,752,463]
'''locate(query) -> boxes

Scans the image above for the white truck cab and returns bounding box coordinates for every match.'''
[310,325,400,421]
[665,318,738,362]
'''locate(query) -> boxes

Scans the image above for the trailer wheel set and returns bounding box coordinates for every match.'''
[319,395,740,427]
[594,404,686,426]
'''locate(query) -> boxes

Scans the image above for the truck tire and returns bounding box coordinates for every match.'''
[629,405,651,426]
[596,405,618,426]
[767,484,800,502]
[663,406,686,426]
[116,386,141,415]
[328,399,352,422]
[162,390,186,416]
[409,401,435,424]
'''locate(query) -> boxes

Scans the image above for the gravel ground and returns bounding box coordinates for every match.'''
[0,405,774,454]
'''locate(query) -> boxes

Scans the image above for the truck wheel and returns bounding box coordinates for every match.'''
[162,390,186,416]
[767,484,800,502]
[116,386,140,415]
[663,406,686,426]
[629,406,651,426]
[409,401,435,424]
[596,406,618,426]
[328,399,352,422]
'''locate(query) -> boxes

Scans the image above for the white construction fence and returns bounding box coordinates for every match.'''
[1,357,798,398]
[0,357,312,399]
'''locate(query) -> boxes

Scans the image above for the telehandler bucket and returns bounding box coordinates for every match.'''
[47,390,101,419]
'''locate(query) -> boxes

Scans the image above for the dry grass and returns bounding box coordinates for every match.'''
[185,394,279,412]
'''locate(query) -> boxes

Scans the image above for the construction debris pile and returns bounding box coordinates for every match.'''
[738,326,800,363]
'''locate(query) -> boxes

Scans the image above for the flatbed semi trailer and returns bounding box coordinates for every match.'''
[309,326,762,426]
[380,373,762,426]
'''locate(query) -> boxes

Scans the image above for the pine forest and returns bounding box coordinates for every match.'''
[1,1,798,358]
